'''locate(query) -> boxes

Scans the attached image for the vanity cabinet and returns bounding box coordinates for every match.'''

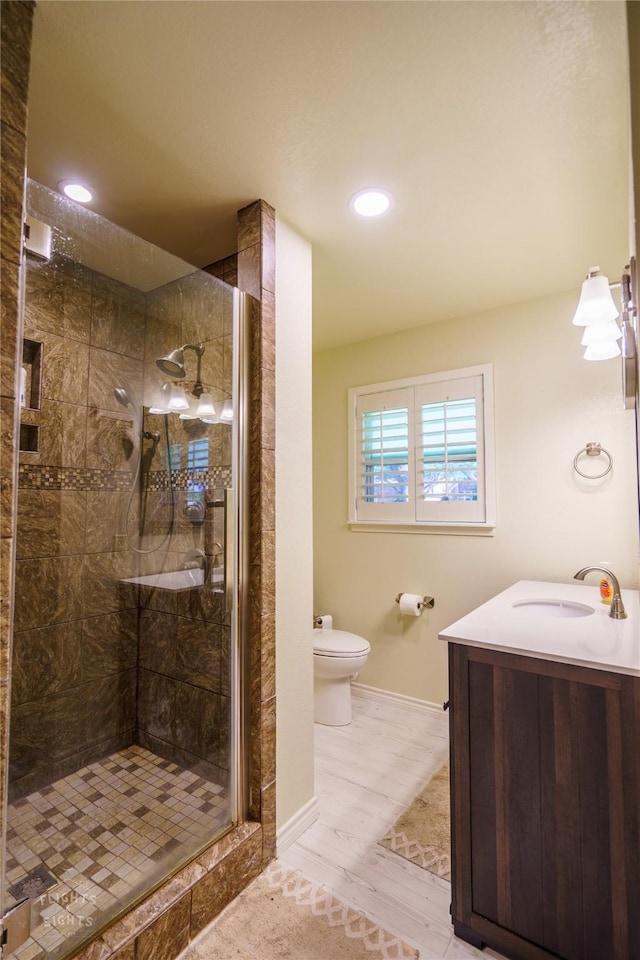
[448,642,640,960]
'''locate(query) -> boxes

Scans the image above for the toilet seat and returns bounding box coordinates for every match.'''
[313,629,370,658]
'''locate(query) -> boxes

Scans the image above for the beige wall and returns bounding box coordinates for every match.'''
[313,288,640,706]
[275,219,315,828]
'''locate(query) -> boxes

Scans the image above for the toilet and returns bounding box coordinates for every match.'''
[313,628,370,726]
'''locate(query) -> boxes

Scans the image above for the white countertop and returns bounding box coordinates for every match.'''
[439,580,640,677]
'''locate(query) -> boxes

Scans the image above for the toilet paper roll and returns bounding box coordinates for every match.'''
[316,614,333,629]
[398,593,423,616]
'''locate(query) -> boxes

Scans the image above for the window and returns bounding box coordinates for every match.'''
[349,365,495,531]
[187,438,209,501]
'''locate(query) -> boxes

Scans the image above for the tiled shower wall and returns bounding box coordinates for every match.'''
[12,240,236,796]
[1,0,37,909]
[1,4,276,955]
[11,253,142,797]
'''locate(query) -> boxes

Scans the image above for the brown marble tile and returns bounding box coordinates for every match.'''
[82,550,138,617]
[85,491,133,553]
[0,396,17,538]
[111,945,135,960]
[9,688,82,782]
[136,892,191,960]
[260,288,276,369]
[261,695,276,788]
[70,937,113,960]
[237,242,261,300]
[13,554,83,631]
[91,274,146,360]
[174,681,220,764]
[179,271,228,344]
[24,255,93,344]
[191,827,262,937]
[0,0,35,136]
[11,620,82,704]
[175,582,229,625]
[261,779,277,865]
[86,405,140,472]
[137,668,175,742]
[219,623,232,699]
[260,613,276,702]
[0,254,20,400]
[197,334,225,398]
[174,616,221,692]
[19,398,87,467]
[88,346,144,412]
[16,489,86,559]
[237,201,262,252]
[139,609,177,674]
[0,121,27,267]
[143,298,181,350]
[0,534,15,678]
[261,206,276,295]
[80,670,137,745]
[81,609,138,681]
[23,326,91,406]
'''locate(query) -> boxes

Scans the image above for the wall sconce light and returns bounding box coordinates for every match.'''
[573,260,638,409]
[196,392,216,417]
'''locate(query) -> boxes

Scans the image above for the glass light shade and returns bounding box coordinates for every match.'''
[573,274,619,326]
[178,393,201,420]
[196,392,216,417]
[220,399,233,421]
[147,383,171,414]
[580,320,622,346]
[167,383,190,411]
[583,340,622,361]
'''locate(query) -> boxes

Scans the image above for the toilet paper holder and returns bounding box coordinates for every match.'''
[395,593,435,609]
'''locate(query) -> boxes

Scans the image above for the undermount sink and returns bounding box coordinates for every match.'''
[512,598,595,618]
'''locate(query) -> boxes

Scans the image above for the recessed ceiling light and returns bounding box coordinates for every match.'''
[58,180,93,203]
[349,188,394,218]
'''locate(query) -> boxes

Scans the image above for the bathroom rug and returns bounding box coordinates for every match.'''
[378,761,450,881]
[179,861,418,959]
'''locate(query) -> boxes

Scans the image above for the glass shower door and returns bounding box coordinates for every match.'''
[1,180,246,959]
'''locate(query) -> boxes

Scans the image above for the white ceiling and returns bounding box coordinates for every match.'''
[26,0,631,350]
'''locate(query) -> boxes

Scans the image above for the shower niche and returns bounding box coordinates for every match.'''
[18,337,42,452]
[3,180,249,960]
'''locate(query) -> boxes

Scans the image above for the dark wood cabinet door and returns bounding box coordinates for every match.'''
[449,644,640,960]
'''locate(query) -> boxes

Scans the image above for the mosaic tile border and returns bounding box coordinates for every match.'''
[17,463,232,492]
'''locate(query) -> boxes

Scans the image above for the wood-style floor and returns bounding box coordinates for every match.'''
[279,686,506,959]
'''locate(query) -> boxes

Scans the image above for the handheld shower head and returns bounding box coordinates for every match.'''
[114,387,132,407]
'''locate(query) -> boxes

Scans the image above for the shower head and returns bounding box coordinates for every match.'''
[156,348,186,378]
[114,387,132,408]
[155,342,204,379]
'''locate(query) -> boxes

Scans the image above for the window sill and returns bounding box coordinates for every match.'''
[348,521,496,537]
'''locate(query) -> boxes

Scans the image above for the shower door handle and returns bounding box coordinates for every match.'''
[224,487,234,611]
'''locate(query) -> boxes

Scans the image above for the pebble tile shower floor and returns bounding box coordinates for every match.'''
[5,745,229,960]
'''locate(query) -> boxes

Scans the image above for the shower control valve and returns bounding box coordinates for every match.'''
[184,500,206,522]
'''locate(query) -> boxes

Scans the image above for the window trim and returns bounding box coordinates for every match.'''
[348,364,496,534]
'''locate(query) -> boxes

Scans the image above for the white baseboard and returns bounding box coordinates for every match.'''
[276,794,320,856]
[352,681,444,715]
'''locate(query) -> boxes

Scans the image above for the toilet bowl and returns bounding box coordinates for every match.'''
[313,628,370,726]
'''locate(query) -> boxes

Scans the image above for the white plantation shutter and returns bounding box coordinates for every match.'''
[354,388,414,521]
[349,366,494,529]
[415,375,485,522]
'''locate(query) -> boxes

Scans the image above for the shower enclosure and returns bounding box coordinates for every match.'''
[2,181,249,959]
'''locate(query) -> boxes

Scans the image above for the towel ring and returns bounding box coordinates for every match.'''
[573,442,613,479]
